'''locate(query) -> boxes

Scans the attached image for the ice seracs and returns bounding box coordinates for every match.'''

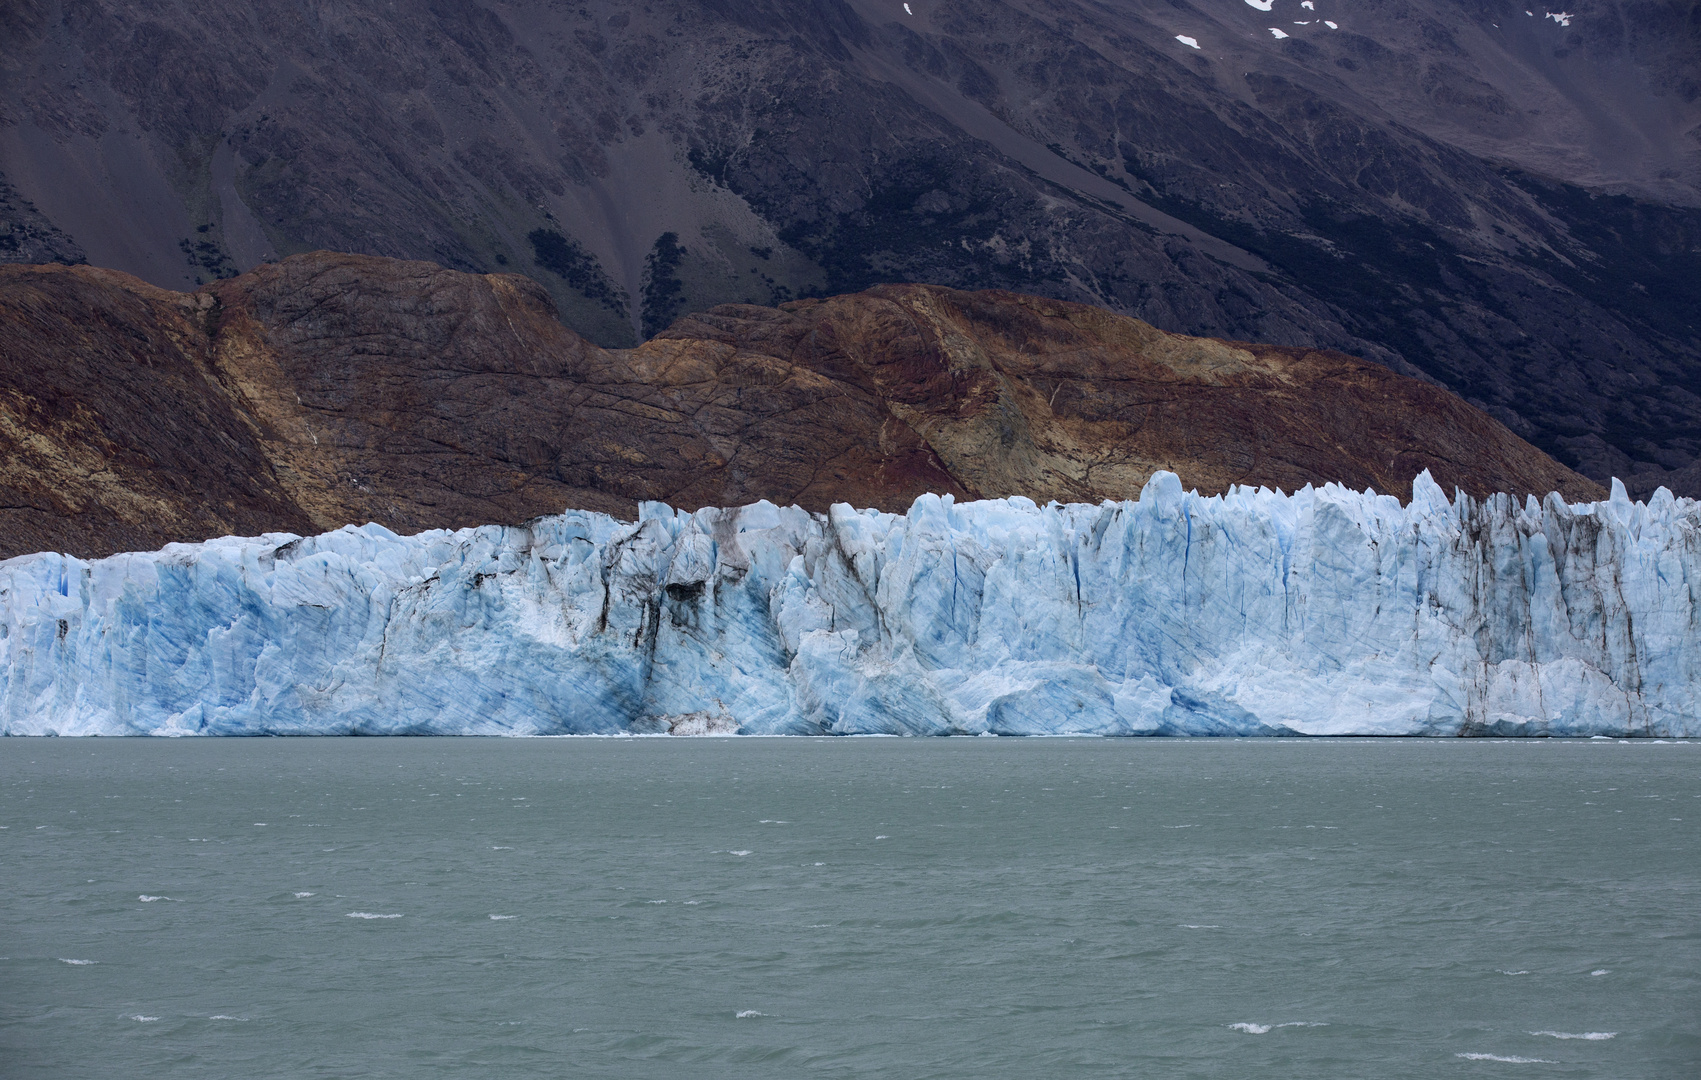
[3,472,1699,738]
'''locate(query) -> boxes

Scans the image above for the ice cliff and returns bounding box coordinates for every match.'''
[3,471,1698,737]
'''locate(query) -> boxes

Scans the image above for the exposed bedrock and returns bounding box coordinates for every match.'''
[0,254,1599,560]
[3,0,1697,494]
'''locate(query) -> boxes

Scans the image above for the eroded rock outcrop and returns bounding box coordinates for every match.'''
[0,253,1600,560]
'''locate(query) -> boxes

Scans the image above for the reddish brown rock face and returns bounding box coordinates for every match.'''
[0,252,1601,560]
[0,265,316,560]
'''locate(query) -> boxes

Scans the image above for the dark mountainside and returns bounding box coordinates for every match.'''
[0,254,1599,560]
[1,0,1698,494]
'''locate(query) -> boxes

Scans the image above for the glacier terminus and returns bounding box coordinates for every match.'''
[2,472,1697,737]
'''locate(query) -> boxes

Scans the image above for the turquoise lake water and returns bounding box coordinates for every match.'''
[3,737,1697,1078]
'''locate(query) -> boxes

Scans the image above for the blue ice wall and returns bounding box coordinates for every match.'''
[3,472,1697,736]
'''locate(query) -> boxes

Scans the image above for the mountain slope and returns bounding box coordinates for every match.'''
[0,253,1599,560]
[1,0,1697,495]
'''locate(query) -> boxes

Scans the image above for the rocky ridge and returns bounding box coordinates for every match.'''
[1,0,1697,494]
[0,252,1599,560]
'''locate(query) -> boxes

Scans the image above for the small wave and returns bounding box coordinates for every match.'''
[489,914,517,920]
[874,835,889,840]
[729,850,752,856]
[736,1010,764,1018]
[128,1014,160,1022]
[1531,1031,1615,1040]
[209,1015,248,1021]
[293,892,314,898]
[1277,1022,1327,1027]
[1229,1023,1271,1034]
[491,846,514,850]
[683,900,700,905]
[1164,824,1195,829]
[59,958,97,965]
[1497,970,1529,975]
[1181,924,1220,929]
[138,895,172,903]
[1456,1053,1554,1063]
[1590,969,1609,976]
[346,912,401,919]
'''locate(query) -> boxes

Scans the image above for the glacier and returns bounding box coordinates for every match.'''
[2,471,1699,737]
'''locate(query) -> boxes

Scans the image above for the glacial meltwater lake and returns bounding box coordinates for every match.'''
[2,738,1697,1079]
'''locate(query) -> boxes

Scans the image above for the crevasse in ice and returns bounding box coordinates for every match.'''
[2,471,1697,736]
